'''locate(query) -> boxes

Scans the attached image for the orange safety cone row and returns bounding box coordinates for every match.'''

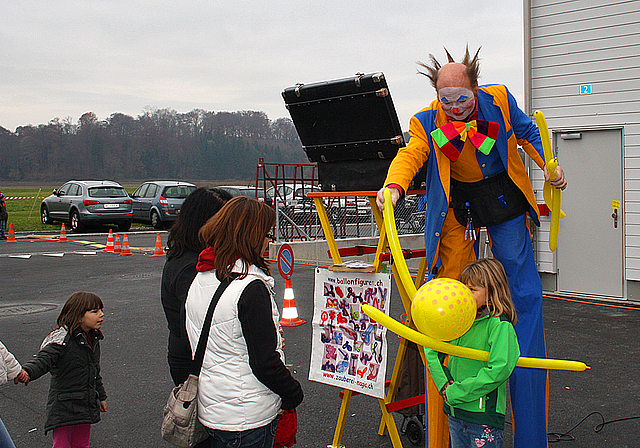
[119,233,132,256]
[280,277,306,327]
[6,224,16,242]
[103,229,115,252]
[151,233,165,257]
[58,224,68,243]
[113,233,122,254]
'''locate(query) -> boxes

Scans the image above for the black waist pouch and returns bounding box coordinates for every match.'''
[450,171,529,228]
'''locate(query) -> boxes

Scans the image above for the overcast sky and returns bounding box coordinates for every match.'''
[1,0,524,133]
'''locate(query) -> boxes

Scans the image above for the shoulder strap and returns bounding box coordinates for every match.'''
[191,274,238,375]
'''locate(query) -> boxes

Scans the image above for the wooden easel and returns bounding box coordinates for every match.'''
[308,191,429,448]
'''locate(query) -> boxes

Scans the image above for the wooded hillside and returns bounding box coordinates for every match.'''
[0,108,307,182]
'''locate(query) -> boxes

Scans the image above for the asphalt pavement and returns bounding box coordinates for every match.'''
[0,231,638,447]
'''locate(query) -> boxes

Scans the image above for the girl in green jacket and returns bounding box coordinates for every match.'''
[425,258,520,448]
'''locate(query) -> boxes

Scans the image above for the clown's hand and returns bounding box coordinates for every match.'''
[543,164,567,190]
[376,187,401,212]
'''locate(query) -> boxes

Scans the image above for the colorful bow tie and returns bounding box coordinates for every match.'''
[431,120,500,162]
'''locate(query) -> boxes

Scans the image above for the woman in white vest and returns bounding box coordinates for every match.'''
[185,196,303,448]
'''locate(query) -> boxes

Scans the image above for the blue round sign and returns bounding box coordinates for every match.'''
[277,244,294,279]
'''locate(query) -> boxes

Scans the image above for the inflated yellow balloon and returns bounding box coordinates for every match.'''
[382,189,418,298]
[535,110,566,253]
[412,278,476,341]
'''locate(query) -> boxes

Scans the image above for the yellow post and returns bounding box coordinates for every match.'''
[314,196,342,264]
[330,389,352,448]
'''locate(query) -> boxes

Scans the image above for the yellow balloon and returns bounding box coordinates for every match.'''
[362,304,590,372]
[412,278,476,341]
[535,110,565,252]
[382,189,417,298]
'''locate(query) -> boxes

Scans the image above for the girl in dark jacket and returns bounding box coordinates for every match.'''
[17,292,107,448]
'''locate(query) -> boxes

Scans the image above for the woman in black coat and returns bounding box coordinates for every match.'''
[161,187,232,386]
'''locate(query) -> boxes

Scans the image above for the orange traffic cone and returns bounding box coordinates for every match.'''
[151,233,165,257]
[113,233,122,254]
[280,277,306,327]
[6,224,16,242]
[119,233,132,256]
[58,224,68,243]
[103,229,114,252]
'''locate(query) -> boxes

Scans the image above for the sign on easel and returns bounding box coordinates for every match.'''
[308,267,392,399]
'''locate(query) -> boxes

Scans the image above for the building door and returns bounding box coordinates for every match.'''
[555,129,623,298]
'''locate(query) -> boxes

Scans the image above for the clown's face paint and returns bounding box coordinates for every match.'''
[438,87,476,121]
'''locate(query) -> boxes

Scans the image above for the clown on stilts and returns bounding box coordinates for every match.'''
[376,46,568,448]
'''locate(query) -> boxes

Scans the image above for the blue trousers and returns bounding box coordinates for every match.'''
[429,212,548,448]
[206,417,278,448]
[448,416,503,448]
[485,214,548,448]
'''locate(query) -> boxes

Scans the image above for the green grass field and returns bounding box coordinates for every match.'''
[2,186,146,233]
[2,187,53,232]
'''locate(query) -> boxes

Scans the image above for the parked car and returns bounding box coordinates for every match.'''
[266,184,319,208]
[267,183,371,224]
[130,181,196,229]
[217,185,271,205]
[41,180,133,232]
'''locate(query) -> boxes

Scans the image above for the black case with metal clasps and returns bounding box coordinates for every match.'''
[282,72,425,192]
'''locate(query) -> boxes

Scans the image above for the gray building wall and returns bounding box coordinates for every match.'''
[525,0,640,283]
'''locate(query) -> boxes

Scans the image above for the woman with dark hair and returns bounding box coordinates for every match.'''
[185,196,303,448]
[161,187,232,387]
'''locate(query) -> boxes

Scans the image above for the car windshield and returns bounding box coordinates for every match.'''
[88,187,128,198]
[163,185,196,199]
[266,185,315,199]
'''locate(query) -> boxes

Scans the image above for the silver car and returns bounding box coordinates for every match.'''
[41,180,133,232]
[217,185,271,205]
[130,181,196,229]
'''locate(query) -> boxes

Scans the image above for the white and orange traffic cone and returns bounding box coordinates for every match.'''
[103,229,114,252]
[151,233,165,257]
[58,224,68,243]
[113,233,122,254]
[280,277,306,327]
[6,224,16,242]
[119,233,132,256]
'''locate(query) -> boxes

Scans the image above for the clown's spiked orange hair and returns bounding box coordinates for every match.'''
[417,45,482,90]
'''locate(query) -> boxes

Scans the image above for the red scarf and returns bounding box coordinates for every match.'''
[196,247,217,272]
[196,247,239,272]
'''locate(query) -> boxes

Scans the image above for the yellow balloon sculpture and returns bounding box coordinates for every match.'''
[374,189,589,371]
[535,110,566,253]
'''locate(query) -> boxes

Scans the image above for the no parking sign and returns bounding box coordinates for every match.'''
[277,244,294,279]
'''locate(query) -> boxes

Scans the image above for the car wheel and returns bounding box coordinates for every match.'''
[41,206,52,225]
[70,210,83,232]
[118,220,132,232]
[151,211,162,230]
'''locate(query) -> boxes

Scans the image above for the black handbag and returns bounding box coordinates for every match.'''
[161,276,236,447]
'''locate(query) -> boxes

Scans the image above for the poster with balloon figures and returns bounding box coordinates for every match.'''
[308,267,392,399]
